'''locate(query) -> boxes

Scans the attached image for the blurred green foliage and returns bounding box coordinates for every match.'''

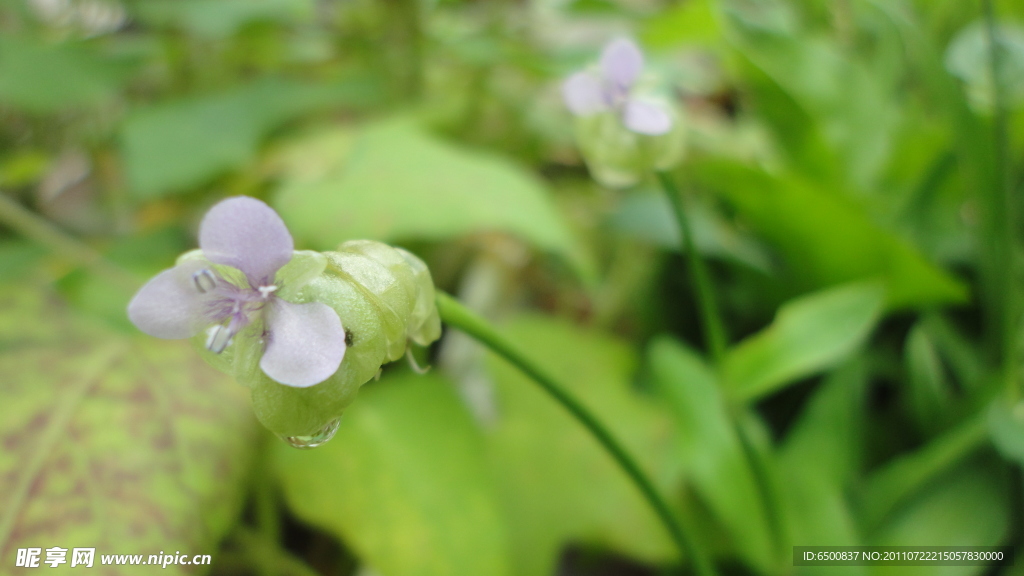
[1,0,1023,574]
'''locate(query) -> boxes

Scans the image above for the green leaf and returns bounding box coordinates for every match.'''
[0,36,132,113]
[272,119,588,276]
[273,372,511,576]
[610,191,772,272]
[693,160,969,309]
[944,21,1024,112]
[860,416,988,530]
[723,21,901,188]
[641,0,722,49]
[121,78,362,198]
[0,242,45,285]
[647,336,776,573]
[723,282,885,401]
[905,323,956,434]
[868,464,1010,576]
[780,477,866,576]
[777,361,867,573]
[780,359,867,486]
[133,0,314,38]
[987,399,1024,465]
[0,283,259,573]
[485,317,680,576]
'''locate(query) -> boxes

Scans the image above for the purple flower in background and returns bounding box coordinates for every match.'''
[562,38,672,136]
[127,197,346,388]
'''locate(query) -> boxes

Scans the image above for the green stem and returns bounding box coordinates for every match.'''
[435,292,717,576]
[982,0,1018,400]
[730,408,786,566]
[655,172,727,364]
[234,527,321,576]
[254,462,281,576]
[655,172,785,563]
[0,192,139,290]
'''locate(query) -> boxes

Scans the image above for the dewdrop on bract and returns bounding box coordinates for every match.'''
[562,38,686,187]
[127,196,441,444]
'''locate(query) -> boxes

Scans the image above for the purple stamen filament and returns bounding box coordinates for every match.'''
[195,267,280,353]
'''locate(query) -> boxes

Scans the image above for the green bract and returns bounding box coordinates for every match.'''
[190,240,441,437]
[574,108,686,188]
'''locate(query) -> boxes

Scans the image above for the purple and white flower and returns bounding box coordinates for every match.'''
[127,196,346,388]
[562,38,673,136]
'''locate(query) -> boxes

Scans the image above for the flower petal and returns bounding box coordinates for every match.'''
[260,299,346,388]
[601,38,644,88]
[199,196,294,287]
[563,72,608,116]
[127,260,220,339]
[622,98,673,135]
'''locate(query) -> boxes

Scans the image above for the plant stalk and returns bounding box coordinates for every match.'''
[435,291,717,576]
[0,192,139,290]
[655,172,785,563]
[982,0,1018,400]
[655,172,727,364]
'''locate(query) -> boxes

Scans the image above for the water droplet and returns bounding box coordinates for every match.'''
[192,269,218,293]
[279,417,341,449]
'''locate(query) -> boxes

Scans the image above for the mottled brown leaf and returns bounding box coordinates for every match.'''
[0,283,260,575]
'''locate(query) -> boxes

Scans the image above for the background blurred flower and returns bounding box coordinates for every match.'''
[562,38,673,136]
[560,38,685,187]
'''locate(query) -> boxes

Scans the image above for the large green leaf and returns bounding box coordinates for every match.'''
[273,372,511,576]
[692,160,969,309]
[272,120,587,273]
[121,78,367,198]
[780,359,867,487]
[647,336,776,573]
[0,37,132,113]
[860,416,988,530]
[484,317,680,576]
[641,0,722,49]
[987,399,1024,465]
[722,282,885,401]
[723,13,901,189]
[778,361,867,575]
[0,284,259,574]
[868,464,1010,576]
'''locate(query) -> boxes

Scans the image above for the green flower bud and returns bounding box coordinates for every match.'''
[246,241,442,438]
[573,106,686,188]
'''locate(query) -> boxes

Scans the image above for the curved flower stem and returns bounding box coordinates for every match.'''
[655,172,727,364]
[234,527,321,576]
[655,171,785,563]
[435,291,717,576]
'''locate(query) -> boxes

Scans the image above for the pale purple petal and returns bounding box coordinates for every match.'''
[199,196,294,287]
[127,260,219,339]
[622,99,673,135]
[563,72,608,116]
[260,299,346,388]
[601,38,644,88]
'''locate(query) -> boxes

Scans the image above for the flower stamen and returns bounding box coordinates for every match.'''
[192,268,218,293]
[206,324,233,353]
